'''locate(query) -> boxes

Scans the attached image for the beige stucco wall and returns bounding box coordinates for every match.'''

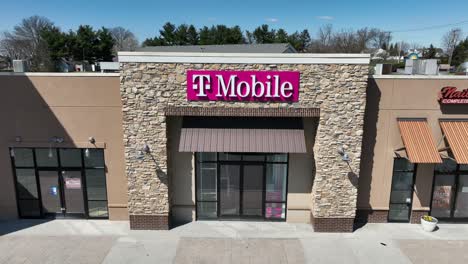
[358,77,468,211]
[0,74,128,220]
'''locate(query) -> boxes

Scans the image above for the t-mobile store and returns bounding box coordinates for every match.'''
[119,52,369,232]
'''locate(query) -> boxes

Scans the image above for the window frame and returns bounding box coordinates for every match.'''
[430,158,468,221]
[195,152,289,221]
[10,147,109,219]
[388,158,417,223]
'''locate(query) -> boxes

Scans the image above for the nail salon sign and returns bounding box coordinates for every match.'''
[187,70,300,102]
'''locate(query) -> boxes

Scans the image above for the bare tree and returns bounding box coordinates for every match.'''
[110,27,139,52]
[410,42,422,51]
[395,41,410,62]
[442,28,462,65]
[333,29,358,53]
[0,16,54,71]
[370,30,392,49]
[318,24,333,50]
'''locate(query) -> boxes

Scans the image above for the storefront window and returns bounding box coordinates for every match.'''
[10,147,108,219]
[35,148,58,167]
[432,159,468,219]
[388,158,416,222]
[59,149,82,167]
[195,152,289,221]
[265,164,287,202]
[454,174,468,218]
[196,153,218,219]
[12,148,34,167]
[84,149,105,168]
[265,202,286,219]
[85,168,108,217]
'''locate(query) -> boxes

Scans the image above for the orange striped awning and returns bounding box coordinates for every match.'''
[397,119,442,164]
[440,120,468,164]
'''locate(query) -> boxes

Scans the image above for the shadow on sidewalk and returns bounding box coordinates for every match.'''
[0,219,52,236]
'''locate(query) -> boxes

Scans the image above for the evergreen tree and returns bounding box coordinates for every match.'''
[96,27,115,61]
[73,25,98,62]
[187,25,199,45]
[426,44,437,59]
[275,29,288,43]
[198,26,212,45]
[452,38,468,66]
[158,22,177,45]
[174,24,189,45]
[252,24,276,43]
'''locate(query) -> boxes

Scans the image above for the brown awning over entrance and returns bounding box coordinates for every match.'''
[179,128,307,153]
[440,120,468,164]
[397,119,442,164]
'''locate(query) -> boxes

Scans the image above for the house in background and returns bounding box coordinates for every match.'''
[0,56,10,71]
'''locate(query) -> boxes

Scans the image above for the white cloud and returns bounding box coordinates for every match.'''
[316,16,334,20]
[265,18,279,23]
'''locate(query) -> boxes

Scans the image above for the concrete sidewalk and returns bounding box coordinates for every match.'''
[1,220,468,263]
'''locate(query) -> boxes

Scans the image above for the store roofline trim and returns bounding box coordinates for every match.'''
[118,52,371,64]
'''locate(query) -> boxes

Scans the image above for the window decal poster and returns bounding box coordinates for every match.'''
[433,186,452,209]
[65,177,82,189]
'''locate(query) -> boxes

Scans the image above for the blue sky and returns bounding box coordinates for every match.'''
[1,0,467,47]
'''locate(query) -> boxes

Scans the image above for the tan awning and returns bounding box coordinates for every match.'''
[440,120,468,164]
[397,119,442,164]
[179,128,306,153]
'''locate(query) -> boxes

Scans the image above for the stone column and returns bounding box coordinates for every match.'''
[310,65,368,232]
[120,64,170,230]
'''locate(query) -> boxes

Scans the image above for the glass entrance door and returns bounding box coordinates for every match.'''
[219,165,241,216]
[219,164,265,218]
[431,174,456,218]
[242,165,264,217]
[62,170,86,217]
[38,170,85,218]
[196,153,288,221]
[431,161,468,220]
[38,170,63,216]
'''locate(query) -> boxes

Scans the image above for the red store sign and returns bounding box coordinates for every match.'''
[439,86,468,104]
[187,70,300,102]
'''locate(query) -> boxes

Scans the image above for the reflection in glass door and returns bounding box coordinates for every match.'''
[431,174,456,218]
[219,165,241,216]
[454,174,468,217]
[62,170,85,217]
[388,159,416,222]
[242,165,264,217]
[38,171,62,215]
[195,153,288,221]
[431,160,468,220]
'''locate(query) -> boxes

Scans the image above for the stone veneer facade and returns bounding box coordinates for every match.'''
[119,62,368,231]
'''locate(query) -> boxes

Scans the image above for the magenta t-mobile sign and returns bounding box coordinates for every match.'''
[187,70,300,102]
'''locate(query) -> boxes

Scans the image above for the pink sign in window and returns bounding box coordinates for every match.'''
[187,70,300,102]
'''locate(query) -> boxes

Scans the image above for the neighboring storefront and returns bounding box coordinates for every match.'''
[357,76,468,224]
[0,73,128,221]
[1,54,468,233]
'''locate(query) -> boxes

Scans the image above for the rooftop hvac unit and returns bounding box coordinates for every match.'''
[404,59,438,75]
[13,60,28,72]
